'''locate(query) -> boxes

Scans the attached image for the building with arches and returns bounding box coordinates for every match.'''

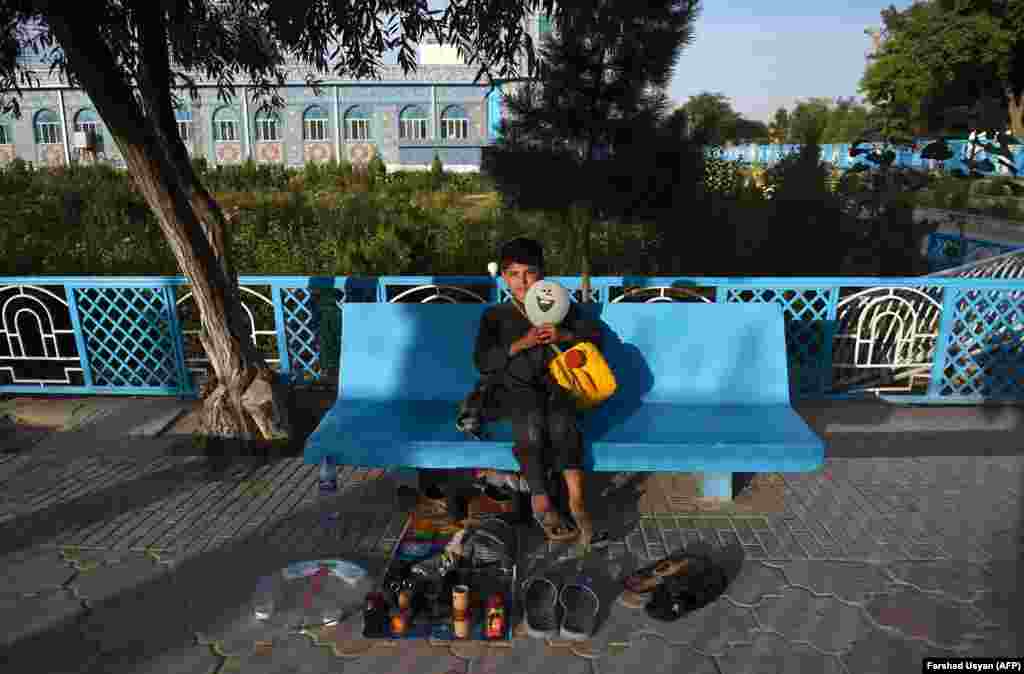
[0,13,551,172]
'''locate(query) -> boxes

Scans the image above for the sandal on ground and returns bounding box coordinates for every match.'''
[643,563,729,622]
[622,551,712,595]
[417,494,450,518]
[523,577,560,639]
[559,583,600,641]
[534,510,579,543]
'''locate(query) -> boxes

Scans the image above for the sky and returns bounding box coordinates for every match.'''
[394,1,909,124]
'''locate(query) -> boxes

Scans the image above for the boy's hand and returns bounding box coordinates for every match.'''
[538,324,572,344]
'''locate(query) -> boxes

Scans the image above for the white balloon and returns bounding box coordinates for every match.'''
[523,280,571,327]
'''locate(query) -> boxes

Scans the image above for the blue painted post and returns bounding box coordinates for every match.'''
[928,287,959,398]
[270,283,293,386]
[162,285,194,399]
[702,473,732,501]
[65,283,95,391]
[819,286,840,397]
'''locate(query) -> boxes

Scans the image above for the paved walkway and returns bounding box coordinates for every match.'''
[0,396,1021,673]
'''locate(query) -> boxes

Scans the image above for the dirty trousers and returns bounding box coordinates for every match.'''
[487,383,584,497]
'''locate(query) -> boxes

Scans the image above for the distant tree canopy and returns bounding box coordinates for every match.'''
[858,0,1024,137]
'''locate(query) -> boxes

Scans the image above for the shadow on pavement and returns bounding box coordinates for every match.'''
[797,399,1024,458]
[3,471,404,674]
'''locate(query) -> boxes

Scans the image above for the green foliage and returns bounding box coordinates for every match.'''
[787,98,833,145]
[3,158,937,280]
[430,152,444,189]
[367,153,387,185]
[858,0,1024,137]
[701,147,758,200]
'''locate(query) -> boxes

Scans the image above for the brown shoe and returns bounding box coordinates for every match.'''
[535,510,579,543]
[623,552,708,595]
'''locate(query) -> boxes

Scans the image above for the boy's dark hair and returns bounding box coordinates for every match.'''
[498,237,544,272]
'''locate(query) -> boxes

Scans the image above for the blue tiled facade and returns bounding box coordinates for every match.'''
[0,9,548,172]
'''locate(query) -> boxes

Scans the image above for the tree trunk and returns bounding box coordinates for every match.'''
[1007,87,1024,138]
[44,12,291,448]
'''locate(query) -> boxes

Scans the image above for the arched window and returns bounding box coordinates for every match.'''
[175,109,192,142]
[303,105,328,141]
[441,105,469,140]
[254,108,280,142]
[73,108,103,152]
[213,107,238,141]
[345,105,371,141]
[399,105,429,140]
[34,109,61,144]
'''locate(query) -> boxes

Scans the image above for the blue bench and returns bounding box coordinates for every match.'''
[304,302,825,500]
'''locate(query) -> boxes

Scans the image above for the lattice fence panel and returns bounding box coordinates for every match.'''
[936,288,1024,398]
[74,286,180,389]
[723,286,837,396]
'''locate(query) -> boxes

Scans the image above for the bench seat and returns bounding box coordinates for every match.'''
[307,400,822,473]
[304,301,826,500]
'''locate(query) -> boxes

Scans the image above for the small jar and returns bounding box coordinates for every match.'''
[484,594,505,640]
[452,608,471,639]
[390,609,410,636]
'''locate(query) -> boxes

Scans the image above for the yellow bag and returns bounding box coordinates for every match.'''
[547,341,617,411]
[511,297,617,410]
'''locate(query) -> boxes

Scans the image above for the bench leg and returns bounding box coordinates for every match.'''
[701,473,733,501]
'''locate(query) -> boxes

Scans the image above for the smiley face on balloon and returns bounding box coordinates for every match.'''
[523,280,571,327]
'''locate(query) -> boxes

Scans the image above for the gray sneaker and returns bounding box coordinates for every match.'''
[523,577,560,640]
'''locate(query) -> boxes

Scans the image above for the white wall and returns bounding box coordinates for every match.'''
[418,43,466,66]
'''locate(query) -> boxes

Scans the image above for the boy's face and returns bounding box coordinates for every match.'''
[501,262,543,303]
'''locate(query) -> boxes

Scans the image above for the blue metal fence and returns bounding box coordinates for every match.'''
[718,140,1024,176]
[2,275,1024,404]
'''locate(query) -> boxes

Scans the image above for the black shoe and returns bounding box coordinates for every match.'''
[559,583,600,640]
[523,577,560,639]
[644,562,729,622]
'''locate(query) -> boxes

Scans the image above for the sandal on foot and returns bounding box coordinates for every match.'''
[534,510,579,543]
[523,577,560,639]
[644,563,729,622]
[559,583,600,641]
[568,502,594,548]
[623,551,710,595]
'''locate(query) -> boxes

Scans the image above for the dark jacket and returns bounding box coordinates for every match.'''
[473,300,603,391]
[456,300,603,439]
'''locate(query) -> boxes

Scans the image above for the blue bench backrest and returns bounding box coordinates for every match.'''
[340,302,791,406]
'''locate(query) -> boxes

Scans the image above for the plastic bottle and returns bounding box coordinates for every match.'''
[485,594,506,640]
[319,456,337,494]
[253,575,276,622]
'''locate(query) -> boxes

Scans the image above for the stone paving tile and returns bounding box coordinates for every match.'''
[231,633,342,674]
[969,564,1023,636]
[649,597,759,656]
[716,632,845,674]
[778,560,893,603]
[863,585,995,651]
[883,560,991,602]
[841,625,959,674]
[721,562,789,606]
[84,642,220,674]
[457,640,591,674]
[67,550,175,601]
[77,557,193,662]
[752,585,874,654]
[599,634,717,674]
[0,590,89,647]
[0,547,77,593]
